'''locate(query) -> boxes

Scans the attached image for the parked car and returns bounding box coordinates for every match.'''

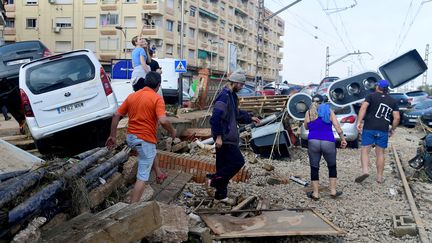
[315,82,333,101]
[405,90,428,106]
[238,85,261,97]
[19,49,118,154]
[389,93,412,111]
[401,99,432,127]
[300,103,359,148]
[299,84,319,96]
[420,109,432,127]
[280,85,302,95]
[319,76,339,86]
[0,41,51,125]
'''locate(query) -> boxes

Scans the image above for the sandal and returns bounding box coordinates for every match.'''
[354,174,369,183]
[156,172,168,184]
[330,191,343,198]
[306,191,320,201]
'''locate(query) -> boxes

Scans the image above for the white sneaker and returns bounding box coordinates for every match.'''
[215,197,235,205]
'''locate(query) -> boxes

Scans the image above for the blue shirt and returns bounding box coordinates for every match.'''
[132,47,147,67]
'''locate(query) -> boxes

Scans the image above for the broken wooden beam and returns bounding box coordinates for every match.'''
[73,147,103,160]
[63,148,109,179]
[88,172,124,208]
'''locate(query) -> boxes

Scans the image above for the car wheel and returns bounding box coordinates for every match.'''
[34,138,52,155]
[301,138,308,148]
[349,138,359,149]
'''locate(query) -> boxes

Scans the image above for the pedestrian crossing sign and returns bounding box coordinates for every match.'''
[175,59,187,73]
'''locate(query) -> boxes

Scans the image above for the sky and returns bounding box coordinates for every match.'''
[265,0,432,88]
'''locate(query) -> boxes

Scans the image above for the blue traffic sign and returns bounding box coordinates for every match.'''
[174,59,187,73]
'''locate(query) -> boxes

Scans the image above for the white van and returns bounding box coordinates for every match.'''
[155,58,179,102]
[19,49,118,154]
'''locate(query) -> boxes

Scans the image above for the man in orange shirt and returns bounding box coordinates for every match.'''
[106,71,176,203]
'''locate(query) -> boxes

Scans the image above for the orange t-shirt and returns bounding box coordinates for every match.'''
[117,87,166,144]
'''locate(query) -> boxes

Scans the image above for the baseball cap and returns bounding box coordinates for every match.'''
[377,80,389,88]
[228,69,246,84]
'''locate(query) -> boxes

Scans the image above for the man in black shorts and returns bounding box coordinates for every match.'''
[355,80,400,184]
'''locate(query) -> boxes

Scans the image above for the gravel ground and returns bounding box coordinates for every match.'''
[177,127,432,242]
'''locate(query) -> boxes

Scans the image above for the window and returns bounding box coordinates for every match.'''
[83,0,97,3]
[5,19,14,28]
[177,21,181,32]
[124,16,136,28]
[189,6,196,17]
[124,0,137,3]
[55,41,72,53]
[26,19,37,29]
[188,49,195,59]
[56,17,72,28]
[220,2,225,11]
[100,14,119,26]
[26,0,38,5]
[220,20,225,29]
[166,20,174,32]
[100,37,119,51]
[26,55,95,95]
[55,0,72,4]
[84,17,97,28]
[6,0,14,4]
[84,41,96,52]
[166,44,173,55]
[188,28,195,38]
[166,0,174,9]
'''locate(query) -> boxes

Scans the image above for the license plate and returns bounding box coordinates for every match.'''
[7,58,31,66]
[56,102,84,114]
[409,119,417,122]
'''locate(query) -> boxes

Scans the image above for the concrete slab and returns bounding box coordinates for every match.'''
[0,139,43,173]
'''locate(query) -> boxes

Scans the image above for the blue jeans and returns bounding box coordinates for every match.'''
[126,134,156,181]
[361,129,389,149]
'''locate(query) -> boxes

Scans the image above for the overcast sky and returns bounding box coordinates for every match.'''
[265,0,432,87]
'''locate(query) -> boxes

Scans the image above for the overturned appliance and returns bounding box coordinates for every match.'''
[250,122,291,159]
[409,134,432,180]
[327,49,428,107]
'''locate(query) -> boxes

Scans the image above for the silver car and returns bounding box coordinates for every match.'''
[405,90,428,107]
[300,104,359,148]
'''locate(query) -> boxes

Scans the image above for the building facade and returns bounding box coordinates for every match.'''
[1,0,284,81]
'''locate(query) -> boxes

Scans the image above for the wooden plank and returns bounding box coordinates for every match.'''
[153,172,193,203]
[0,139,43,173]
[232,196,256,212]
[0,135,29,142]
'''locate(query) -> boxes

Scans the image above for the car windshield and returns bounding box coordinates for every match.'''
[414,100,432,109]
[26,54,95,94]
[0,42,41,56]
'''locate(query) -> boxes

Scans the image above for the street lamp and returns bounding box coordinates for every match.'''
[115,25,127,59]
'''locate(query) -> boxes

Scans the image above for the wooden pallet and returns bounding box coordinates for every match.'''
[239,95,289,115]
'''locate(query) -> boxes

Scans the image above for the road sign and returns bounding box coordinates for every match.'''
[175,59,187,73]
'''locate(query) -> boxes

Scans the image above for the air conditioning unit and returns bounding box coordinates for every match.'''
[53,26,61,33]
[48,0,56,3]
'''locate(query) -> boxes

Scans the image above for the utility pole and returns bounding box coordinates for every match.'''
[178,0,185,107]
[422,44,429,87]
[325,46,330,77]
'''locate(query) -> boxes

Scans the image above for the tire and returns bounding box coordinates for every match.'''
[34,138,52,155]
[349,137,359,149]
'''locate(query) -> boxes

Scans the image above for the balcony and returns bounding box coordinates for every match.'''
[219,28,225,36]
[198,18,209,31]
[210,22,218,33]
[278,63,283,70]
[227,14,235,23]
[188,37,195,46]
[142,1,164,15]
[188,16,197,25]
[4,28,16,35]
[100,1,117,11]
[201,1,210,9]
[199,41,210,51]
[277,39,284,47]
[5,4,15,12]
[141,25,163,39]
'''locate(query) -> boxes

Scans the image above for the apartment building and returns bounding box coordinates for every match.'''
[1,0,284,81]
